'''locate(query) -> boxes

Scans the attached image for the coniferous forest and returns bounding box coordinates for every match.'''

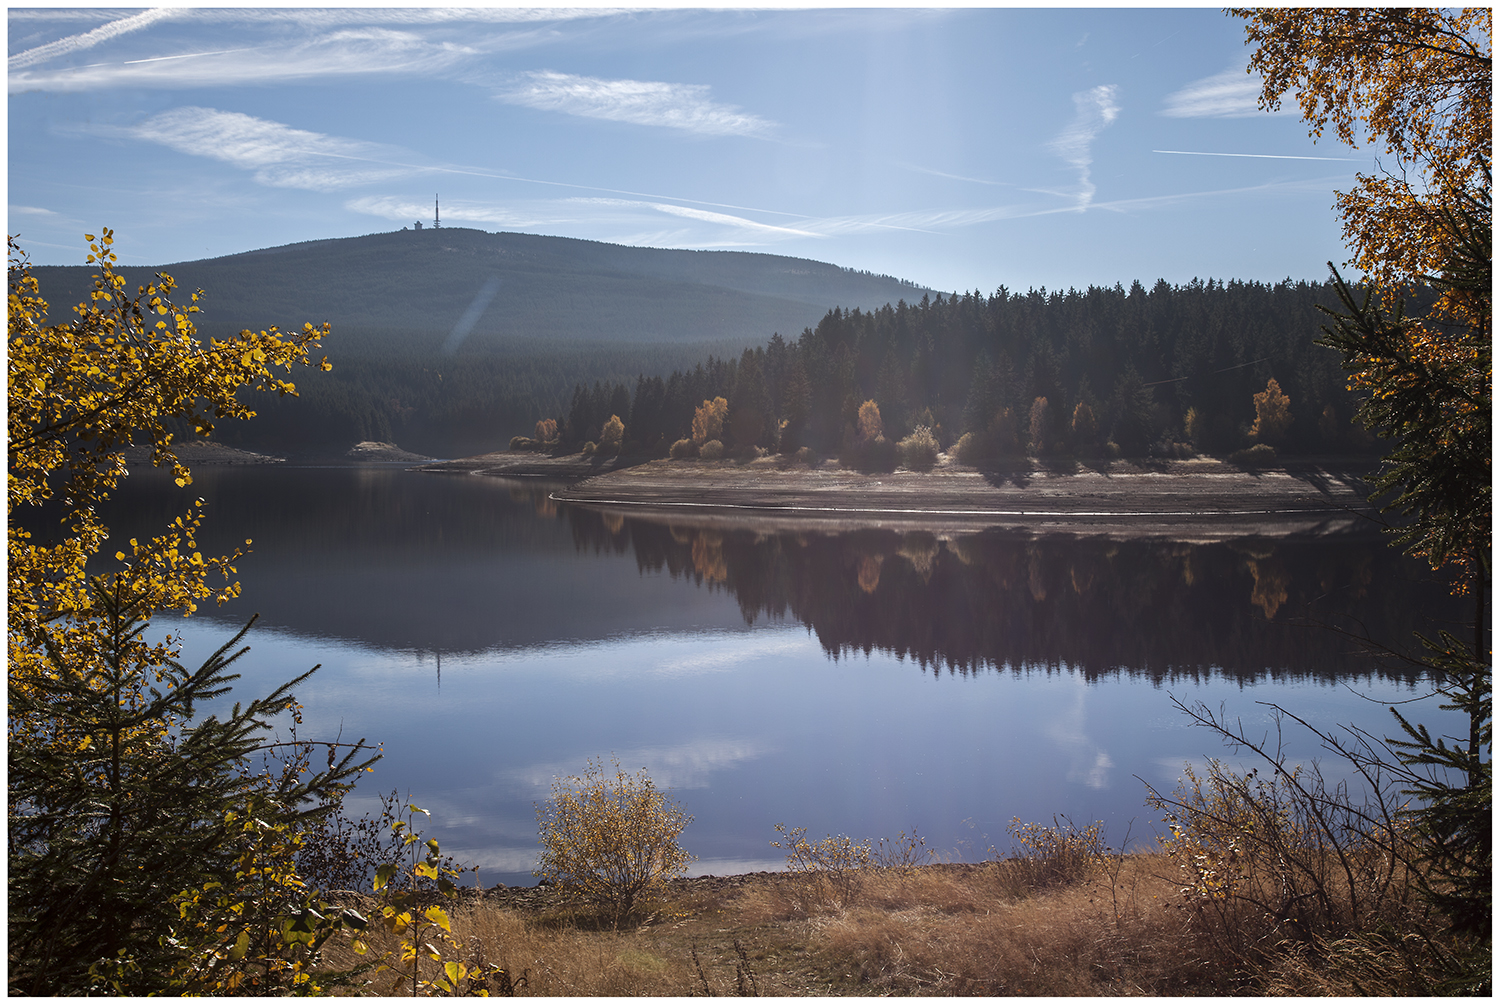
[554,277,1409,463]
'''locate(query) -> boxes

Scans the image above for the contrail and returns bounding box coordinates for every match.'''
[1153,149,1362,162]
[442,276,501,355]
[10,8,177,70]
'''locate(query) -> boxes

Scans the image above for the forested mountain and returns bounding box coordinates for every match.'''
[24,230,1397,461]
[561,278,1414,462]
[29,228,926,346]
[27,228,929,457]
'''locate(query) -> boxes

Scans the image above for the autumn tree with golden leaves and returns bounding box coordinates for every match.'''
[8,232,376,994]
[1231,8,1492,956]
[1249,378,1293,445]
[691,396,728,445]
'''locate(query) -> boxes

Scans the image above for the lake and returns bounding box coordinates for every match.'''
[86,464,1467,887]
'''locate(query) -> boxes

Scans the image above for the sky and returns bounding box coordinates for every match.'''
[9,5,1377,294]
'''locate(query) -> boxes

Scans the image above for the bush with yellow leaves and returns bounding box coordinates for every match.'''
[536,759,694,927]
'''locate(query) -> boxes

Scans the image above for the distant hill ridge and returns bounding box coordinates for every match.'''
[30,228,931,349]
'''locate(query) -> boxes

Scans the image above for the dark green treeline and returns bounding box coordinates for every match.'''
[562,278,1425,458]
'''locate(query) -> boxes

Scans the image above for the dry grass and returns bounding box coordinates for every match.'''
[311,848,1475,996]
[768,860,1207,995]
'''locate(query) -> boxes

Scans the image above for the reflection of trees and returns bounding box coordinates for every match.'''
[566,508,1466,684]
[1245,556,1290,619]
[691,532,728,583]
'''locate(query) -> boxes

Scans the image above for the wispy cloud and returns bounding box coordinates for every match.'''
[10,21,494,92]
[95,106,807,229]
[1154,149,1362,162]
[1048,84,1119,211]
[1161,62,1293,119]
[495,70,775,137]
[9,7,179,70]
[768,176,1347,236]
[895,162,1009,187]
[109,107,430,191]
[349,175,1343,252]
[635,201,819,237]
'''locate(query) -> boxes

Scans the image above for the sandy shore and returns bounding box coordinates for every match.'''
[423,451,1380,540]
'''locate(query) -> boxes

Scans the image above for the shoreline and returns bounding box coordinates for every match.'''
[419,450,1381,539]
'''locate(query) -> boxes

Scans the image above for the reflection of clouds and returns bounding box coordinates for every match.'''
[503,736,774,794]
[457,846,544,875]
[1080,749,1115,789]
[193,621,813,688]
[1045,679,1115,790]
[643,635,807,679]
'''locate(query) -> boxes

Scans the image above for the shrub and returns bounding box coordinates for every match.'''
[1184,407,1206,447]
[842,435,896,473]
[872,828,935,874]
[509,435,537,451]
[1228,443,1277,467]
[669,437,697,459]
[1071,402,1099,452]
[580,440,597,456]
[535,759,693,927]
[793,446,816,466]
[996,816,1106,891]
[599,414,624,454]
[699,439,724,460]
[771,824,935,912]
[772,824,872,910]
[897,426,939,471]
[1145,711,1427,981]
[950,431,984,466]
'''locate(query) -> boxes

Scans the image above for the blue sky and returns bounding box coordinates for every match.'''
[9,6,1374,293]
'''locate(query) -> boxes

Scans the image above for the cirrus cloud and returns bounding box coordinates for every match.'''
[104,107,432,191]
[1161,62,1294,119]
[495,70,775,137]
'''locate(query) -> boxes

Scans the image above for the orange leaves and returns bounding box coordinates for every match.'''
[1230,8,1490,295]
[856,398,883,442]
[1249,378,1293,445]
[691,396,728,445]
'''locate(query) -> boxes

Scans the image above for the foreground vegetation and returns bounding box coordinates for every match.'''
[302,805,1481,997]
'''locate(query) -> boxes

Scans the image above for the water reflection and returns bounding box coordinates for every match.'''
[76,466,1464,684]
[71,466,1465,885]
[560,501,1458,684]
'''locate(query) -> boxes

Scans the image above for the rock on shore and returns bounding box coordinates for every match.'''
[347,441,433,462]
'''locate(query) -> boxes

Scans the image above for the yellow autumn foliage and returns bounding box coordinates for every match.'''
[8,230,331,707]
[535,758,694,927]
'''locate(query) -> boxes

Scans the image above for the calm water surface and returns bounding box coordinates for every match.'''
[90,465,1466,886]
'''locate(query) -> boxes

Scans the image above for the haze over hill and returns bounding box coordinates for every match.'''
[22,228,932,458]
[30,228,930,349]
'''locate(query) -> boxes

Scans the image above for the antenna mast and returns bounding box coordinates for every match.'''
[434,194,440,229]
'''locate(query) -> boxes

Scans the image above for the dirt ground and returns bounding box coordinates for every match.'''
[420,451,1380,540]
